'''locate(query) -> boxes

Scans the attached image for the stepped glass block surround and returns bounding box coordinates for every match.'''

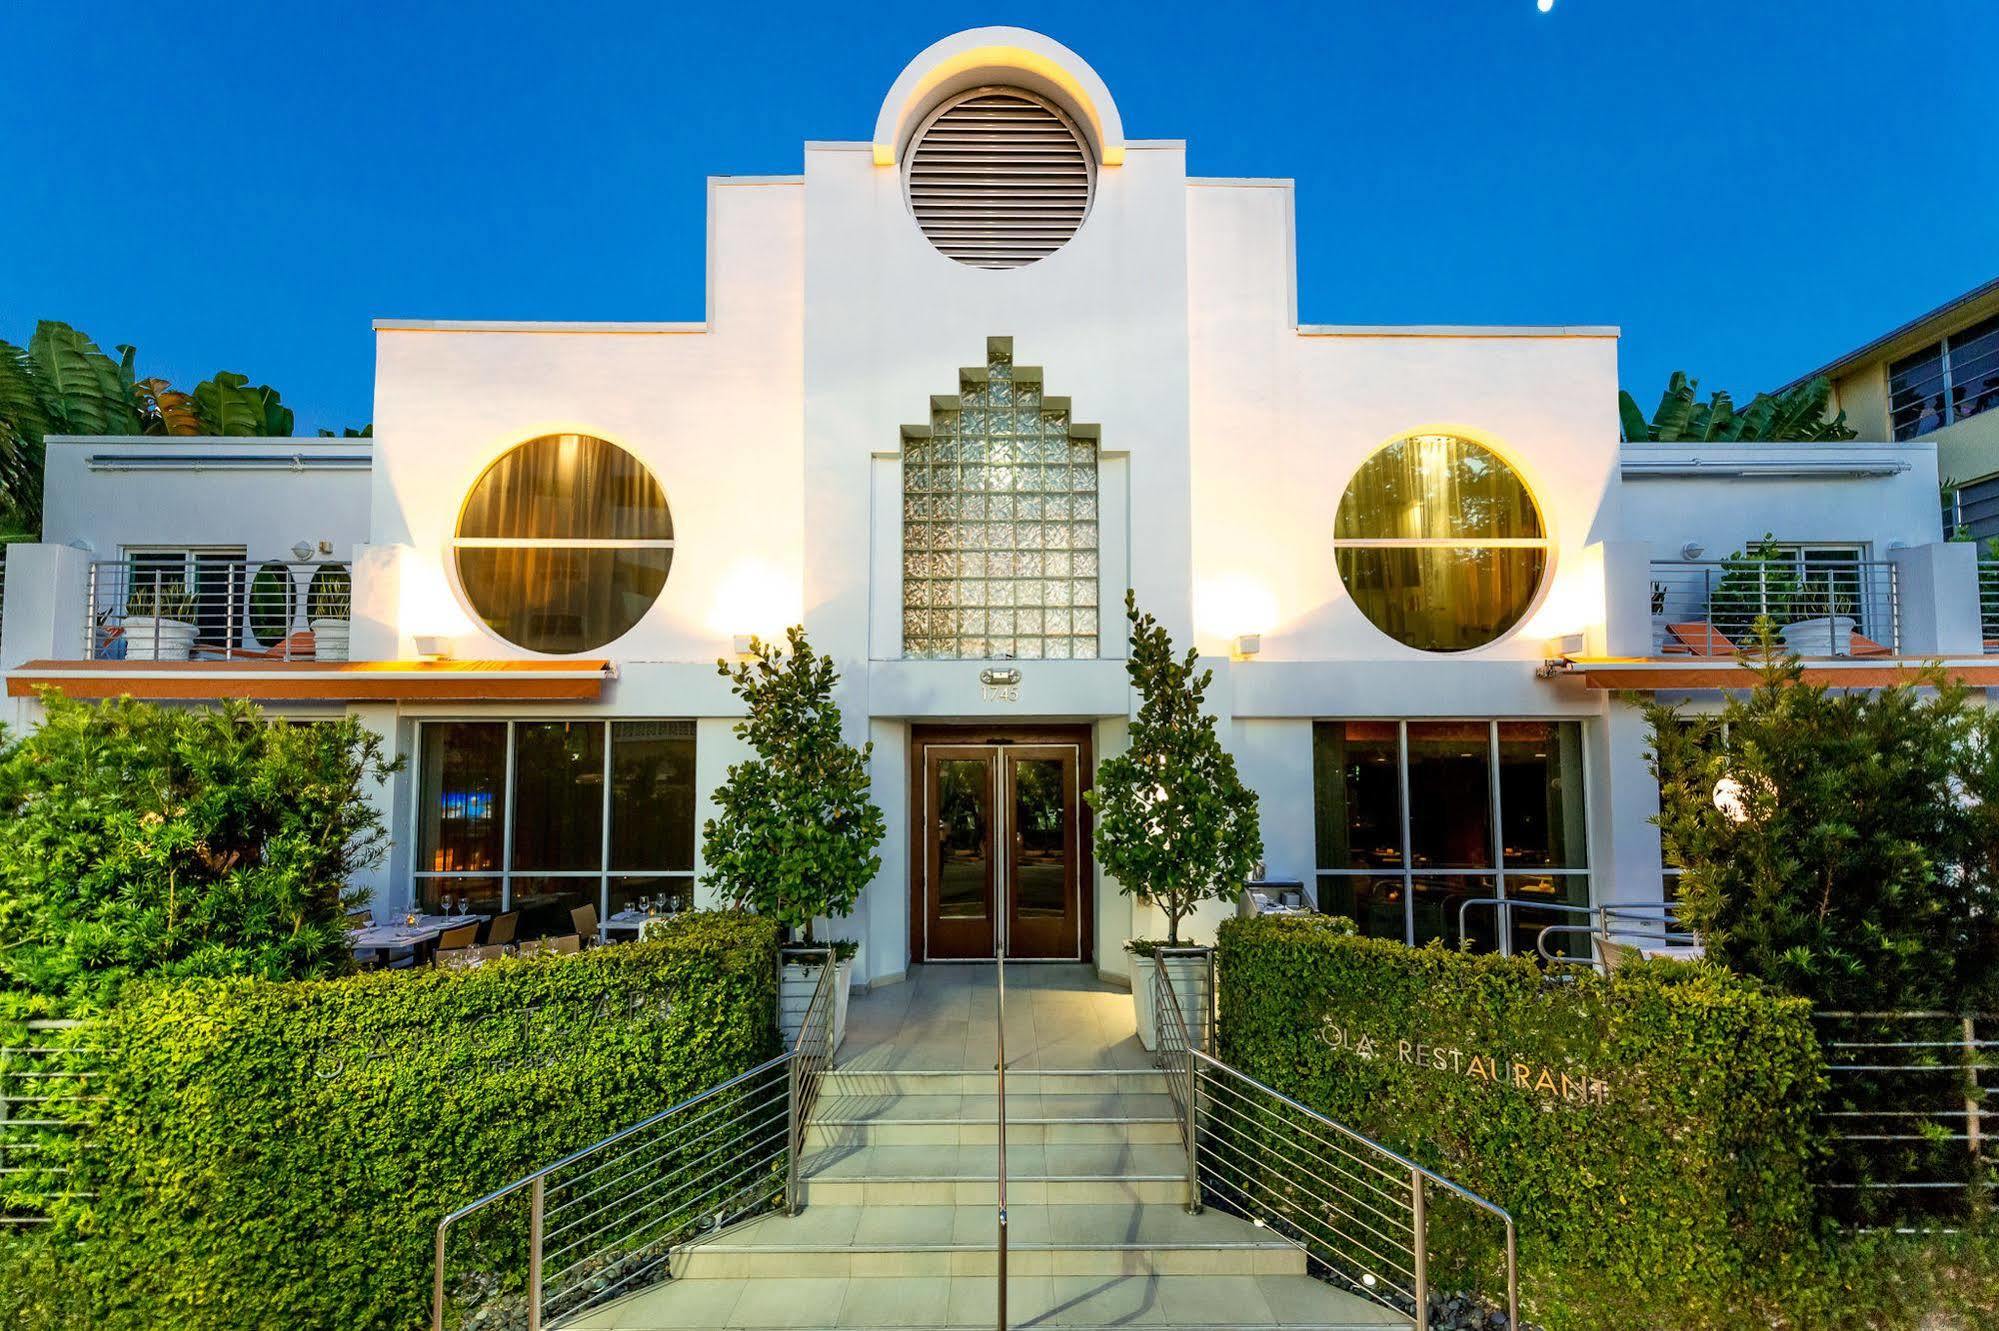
[902,338,1101,661]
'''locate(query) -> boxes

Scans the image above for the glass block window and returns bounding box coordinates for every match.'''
[902,339,1100,660]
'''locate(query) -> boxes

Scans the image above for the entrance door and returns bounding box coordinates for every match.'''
[917,734,1087,962]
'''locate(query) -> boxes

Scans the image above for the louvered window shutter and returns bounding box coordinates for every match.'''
[905,89,1095,269]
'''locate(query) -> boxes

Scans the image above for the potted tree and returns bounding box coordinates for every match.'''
[308,563,352,661]
[122,579,199,660]
[1087,591,1262,1051]
[703,626,885,1052]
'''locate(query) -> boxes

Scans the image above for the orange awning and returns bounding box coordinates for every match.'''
[1562,656,1999,690]
[6,659,613,702]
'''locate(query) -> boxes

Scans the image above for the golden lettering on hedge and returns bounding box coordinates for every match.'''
[1319,1020,1610,1106]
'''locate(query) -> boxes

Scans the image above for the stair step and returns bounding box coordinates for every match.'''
[560,1273,1407,1329]
[817,1068,1167,1097]
[672,1204,1305,1279]
[799,1142,1190,1204]
[805,1092,1180,1147]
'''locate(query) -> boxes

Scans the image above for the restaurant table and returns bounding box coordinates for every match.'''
[602,909,669,941]
[350,913,493,964]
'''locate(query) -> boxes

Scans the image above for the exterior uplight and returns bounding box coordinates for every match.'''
[1712,776,1751,824]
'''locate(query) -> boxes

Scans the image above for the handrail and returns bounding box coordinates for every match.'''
[1458,896,1694,963]
[432,948,837,1331]
[994,935,1008,1331]
[1153,954,1519,1331]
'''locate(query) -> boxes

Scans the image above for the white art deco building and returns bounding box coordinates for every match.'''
[3,27,1986,986]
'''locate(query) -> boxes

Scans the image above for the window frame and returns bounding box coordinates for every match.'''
[1313,717,1592,954]
[409,717,698,927]
[1890,312,1999,441]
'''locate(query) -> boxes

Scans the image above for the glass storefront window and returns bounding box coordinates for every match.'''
[1332,434,1549,652]
[1314,719,1589,952]
[414,719,696,937]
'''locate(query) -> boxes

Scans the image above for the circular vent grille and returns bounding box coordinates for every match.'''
[905,88,1095,269]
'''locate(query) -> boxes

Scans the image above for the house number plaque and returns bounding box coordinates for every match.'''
[979,667,1021,703]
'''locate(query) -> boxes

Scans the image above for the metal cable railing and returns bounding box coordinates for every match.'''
[85,556,351,661]
[1815,1010,1997,1222]
[1649,556,1898,657]
[1154,955,1519,1331]
[433,950,837,1330]
[1979,560,1999,653]
[0,1020,94,1227]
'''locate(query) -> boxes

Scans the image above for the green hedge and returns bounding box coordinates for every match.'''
[42,909,779,1331]
[1217,916,1826,1329]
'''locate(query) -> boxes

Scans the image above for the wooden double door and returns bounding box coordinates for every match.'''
[912,727,1090,962]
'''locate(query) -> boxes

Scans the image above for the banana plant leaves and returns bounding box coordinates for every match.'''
[1619,370,1857,442]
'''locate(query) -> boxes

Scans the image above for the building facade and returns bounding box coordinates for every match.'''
[5,28,1991,986]
[1781,276,1999,537]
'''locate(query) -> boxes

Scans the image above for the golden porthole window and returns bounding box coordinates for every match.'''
[454,434,674,653]
[1332,433,1548,652]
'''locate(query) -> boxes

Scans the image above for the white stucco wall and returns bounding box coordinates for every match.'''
[41,436,373,561]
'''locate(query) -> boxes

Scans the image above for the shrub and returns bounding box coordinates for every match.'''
[1217,916,1825,1330]
[702,626,885,941]
[41,910,779,1331]
[1087,591,1261,945]
[0,694,400,1020]
[1649,648,1999,1014]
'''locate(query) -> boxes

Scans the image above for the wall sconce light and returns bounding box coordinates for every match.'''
[291,541,314,563]
[1680,542,1705,561]
[413,634,453,661]
[1232,633,1261,659]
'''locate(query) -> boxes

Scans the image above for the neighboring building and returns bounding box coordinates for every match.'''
[1780,277,1999,536]
[6,28,1997,987]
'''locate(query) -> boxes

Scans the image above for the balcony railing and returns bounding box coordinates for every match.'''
[86,557,351,662]
[1649,556,1898,658]
[1980,560,1999,654]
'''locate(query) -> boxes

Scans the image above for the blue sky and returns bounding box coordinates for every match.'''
[4,1,1994,434]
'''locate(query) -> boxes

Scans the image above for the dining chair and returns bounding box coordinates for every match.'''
[435,947,475,968]
[437,922,479,951]
[547,934,583,955]
[570,904,601,944]
[484,911,519,948]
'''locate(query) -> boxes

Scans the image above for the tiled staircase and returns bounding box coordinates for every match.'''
[568,967,1399,1330]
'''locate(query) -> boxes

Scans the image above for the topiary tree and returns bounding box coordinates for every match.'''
[0,694,401,1018]
[1087,590,1262,947]
[702,626,885,943]
[1647,634,1999,1013]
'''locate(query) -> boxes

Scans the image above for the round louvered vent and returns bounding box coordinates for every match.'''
[904,87,1095,269]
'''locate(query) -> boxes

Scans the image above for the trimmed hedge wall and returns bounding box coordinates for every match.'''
[1217,916,1826,1329]
[46,910,779,1331]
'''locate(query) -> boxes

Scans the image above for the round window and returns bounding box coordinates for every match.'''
[454,435,674,653]
[1332,433,1548,652]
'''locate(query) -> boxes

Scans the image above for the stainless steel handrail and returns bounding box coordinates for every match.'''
[1153,954,1519,1331]
[1458,896,1695,963]
[432,948,837,1331]
[994,935,1008,1331]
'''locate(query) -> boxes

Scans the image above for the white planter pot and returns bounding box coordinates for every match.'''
[1131,948,1212,1053]
[779,953,851,1055]
[123,616,197,661]
[1778,615,1857,656]
[311,618,350,661]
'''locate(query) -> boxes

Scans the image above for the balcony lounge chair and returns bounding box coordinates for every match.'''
[192,630,317,662]
[1848,634,1894,658]
[1661,623,1737,657]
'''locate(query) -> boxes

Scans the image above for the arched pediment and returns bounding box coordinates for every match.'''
[872,27,1125,169]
